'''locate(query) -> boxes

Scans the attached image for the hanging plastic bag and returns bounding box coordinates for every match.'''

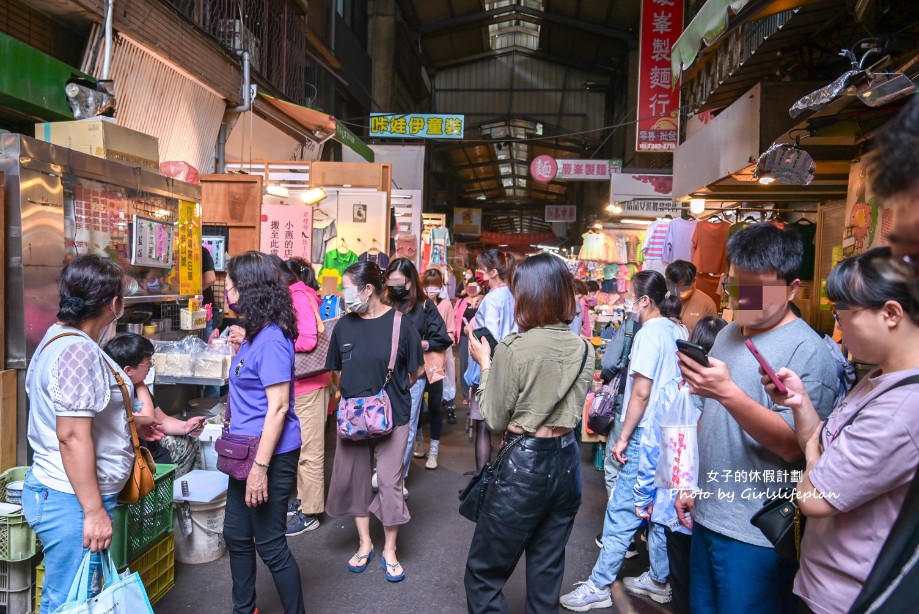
[464,354,481,387]
[654,385,700,492]
[53,551,153,614]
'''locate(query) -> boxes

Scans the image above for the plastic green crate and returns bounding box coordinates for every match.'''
[110,464,176,569]
[0,468,38,563]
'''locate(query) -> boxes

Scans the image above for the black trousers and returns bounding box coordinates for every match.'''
[666,527,692,614]
[464,432,582,614]
[223,449,304,614]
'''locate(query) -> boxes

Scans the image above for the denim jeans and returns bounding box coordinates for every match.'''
[690,522,799,614]
[590,427,669,588]
[223,450,304,614]
[603,418,625,498]
[402,377,427,478]
[465,432,582,613]
[22,470,118,614]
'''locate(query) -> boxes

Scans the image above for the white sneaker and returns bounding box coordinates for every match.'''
[425,454,438,470]
[371,472,378,491]
[412,434,425,458]
[623,571,672,604]
[559,579,612,611]
[402,486,409,499]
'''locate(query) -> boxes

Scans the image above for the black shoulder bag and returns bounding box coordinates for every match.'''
[751,374,919,561]
[588,318,636,435]
[459,339,590,522]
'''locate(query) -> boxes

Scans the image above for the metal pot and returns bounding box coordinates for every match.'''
[117,322,143,334]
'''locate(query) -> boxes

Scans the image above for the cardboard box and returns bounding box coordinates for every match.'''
[179,308,207,330]
[35,119,160,170]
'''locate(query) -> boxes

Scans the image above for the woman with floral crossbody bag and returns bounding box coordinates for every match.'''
[325,262,424,582]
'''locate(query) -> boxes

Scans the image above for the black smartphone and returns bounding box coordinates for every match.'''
[472,327,499,357]
[676,339,711,368]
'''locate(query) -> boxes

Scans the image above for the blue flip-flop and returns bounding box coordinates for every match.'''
[381,554,405,582]
[348,549,375,573]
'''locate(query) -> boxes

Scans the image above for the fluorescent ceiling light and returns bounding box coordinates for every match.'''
[300,187,327,205]
[620,218,653,225]
[690,198,705,214]
[265,185,289,198]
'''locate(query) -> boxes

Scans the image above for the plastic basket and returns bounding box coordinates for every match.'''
[110,464,176,569]
[124,532,174,605]
[0,558,35,614]
[0,468,38,563]
[33,565,42,614]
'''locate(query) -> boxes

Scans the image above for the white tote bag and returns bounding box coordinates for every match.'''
[53,551,153,614]
[654,385,700,492]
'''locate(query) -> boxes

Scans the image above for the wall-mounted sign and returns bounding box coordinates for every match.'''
[370,113,464,139]
[530,155,558,183]
[555,159,622,180]
[202,235,227,272]
[176,200,202,296]
[131,215,175,269]
[636,0,683,152]
[260,204,313,260]
[610,172,681,218]
[545,205,577,222]
[454,207,482,236]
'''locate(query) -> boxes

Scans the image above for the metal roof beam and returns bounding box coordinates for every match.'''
[417,6,633,42]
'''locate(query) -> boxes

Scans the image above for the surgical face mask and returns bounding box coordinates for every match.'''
[343,286,369,314]
[225,289,239,313]
[424,286,441,298]
[624,296,645,313]
[465,273,473,281]
[388,285,409,300]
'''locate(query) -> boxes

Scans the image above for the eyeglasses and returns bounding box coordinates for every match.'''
[225,285,236,293]
[832,303,866,325]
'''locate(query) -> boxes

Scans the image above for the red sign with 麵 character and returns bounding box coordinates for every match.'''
[636,0,683,152]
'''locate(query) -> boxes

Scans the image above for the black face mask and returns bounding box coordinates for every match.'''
[388,285,409,299]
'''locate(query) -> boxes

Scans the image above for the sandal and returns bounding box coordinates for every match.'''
[380,554,405,582]
[347,548,375,573]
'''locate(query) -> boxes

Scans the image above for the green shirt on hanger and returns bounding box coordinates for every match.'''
[322,249,359,278]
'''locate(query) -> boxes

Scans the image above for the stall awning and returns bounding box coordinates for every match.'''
[671,0,752,80]
[259,94,374,162]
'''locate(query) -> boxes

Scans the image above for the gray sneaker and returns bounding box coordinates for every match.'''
[286,498,301,517]
[285,511,320,536]
[623,571,672,604]
[559,579,612,611]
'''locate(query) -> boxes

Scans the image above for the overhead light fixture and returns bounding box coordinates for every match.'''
[300,187,327,205]
[690,198,706,215]
[856,71,917,107]
[265,184,289,198]
[343,184,352,188]
[753,141,816,186]
[606,202,623,214]
[620,218,653,225]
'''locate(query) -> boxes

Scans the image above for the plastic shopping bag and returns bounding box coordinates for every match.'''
[654,385,700,492]
[53,551,153,614]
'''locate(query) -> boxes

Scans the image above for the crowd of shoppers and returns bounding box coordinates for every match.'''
[21,96,919,614]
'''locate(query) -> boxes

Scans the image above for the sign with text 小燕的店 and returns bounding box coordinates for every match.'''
[370,114,464,139]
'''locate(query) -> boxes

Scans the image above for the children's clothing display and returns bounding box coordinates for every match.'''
[691,220,730,305]
[358,250,390,269]
[322,248,358,278]
[394,234,418,260]
[579,230,612,262]
[641,219,671,274]
[424,227,451,268]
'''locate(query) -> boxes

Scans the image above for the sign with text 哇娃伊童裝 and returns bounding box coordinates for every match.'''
[636,0,683,152]
[370,114,464,139]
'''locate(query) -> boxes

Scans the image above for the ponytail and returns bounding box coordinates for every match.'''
[477,248,517,283]
[631,270,682,320]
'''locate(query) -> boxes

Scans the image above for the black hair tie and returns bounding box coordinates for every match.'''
[61,296,87,311]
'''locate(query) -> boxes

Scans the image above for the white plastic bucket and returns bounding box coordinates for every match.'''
[174,493,227,564]
[198,424,223,471]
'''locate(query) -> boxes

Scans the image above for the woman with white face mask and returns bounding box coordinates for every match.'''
[456,280,484,407]
[325,261,425,582]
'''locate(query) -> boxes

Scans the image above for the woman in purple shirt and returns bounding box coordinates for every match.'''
[223,251,304,614]
[762,247,919,614]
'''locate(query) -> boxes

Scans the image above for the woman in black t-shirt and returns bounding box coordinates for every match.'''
[382,258,452,481]
[325,262,424,582]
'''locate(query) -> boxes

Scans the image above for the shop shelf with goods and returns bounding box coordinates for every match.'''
[0,468,39,563]
[1,557,37,614]
[35,532,176,612]
[110,464,177,569]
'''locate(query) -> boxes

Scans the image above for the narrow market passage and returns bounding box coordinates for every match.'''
[156,408,665,614]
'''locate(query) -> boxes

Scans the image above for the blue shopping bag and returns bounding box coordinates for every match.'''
[53,551,153,614]
[463,355,481,388]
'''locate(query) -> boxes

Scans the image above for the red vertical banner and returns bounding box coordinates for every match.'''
[636,0,683,152]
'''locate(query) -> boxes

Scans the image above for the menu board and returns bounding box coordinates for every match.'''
[131,215,176,269]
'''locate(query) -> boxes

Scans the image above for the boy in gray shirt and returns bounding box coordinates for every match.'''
[677,223,839,613]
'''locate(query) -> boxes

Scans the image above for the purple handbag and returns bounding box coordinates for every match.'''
[336,312,402,441]
[215,400,261,480]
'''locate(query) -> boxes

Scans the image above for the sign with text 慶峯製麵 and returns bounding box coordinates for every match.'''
[555,159,622,180]
[636,0,683,152]
[369,114,464,139]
